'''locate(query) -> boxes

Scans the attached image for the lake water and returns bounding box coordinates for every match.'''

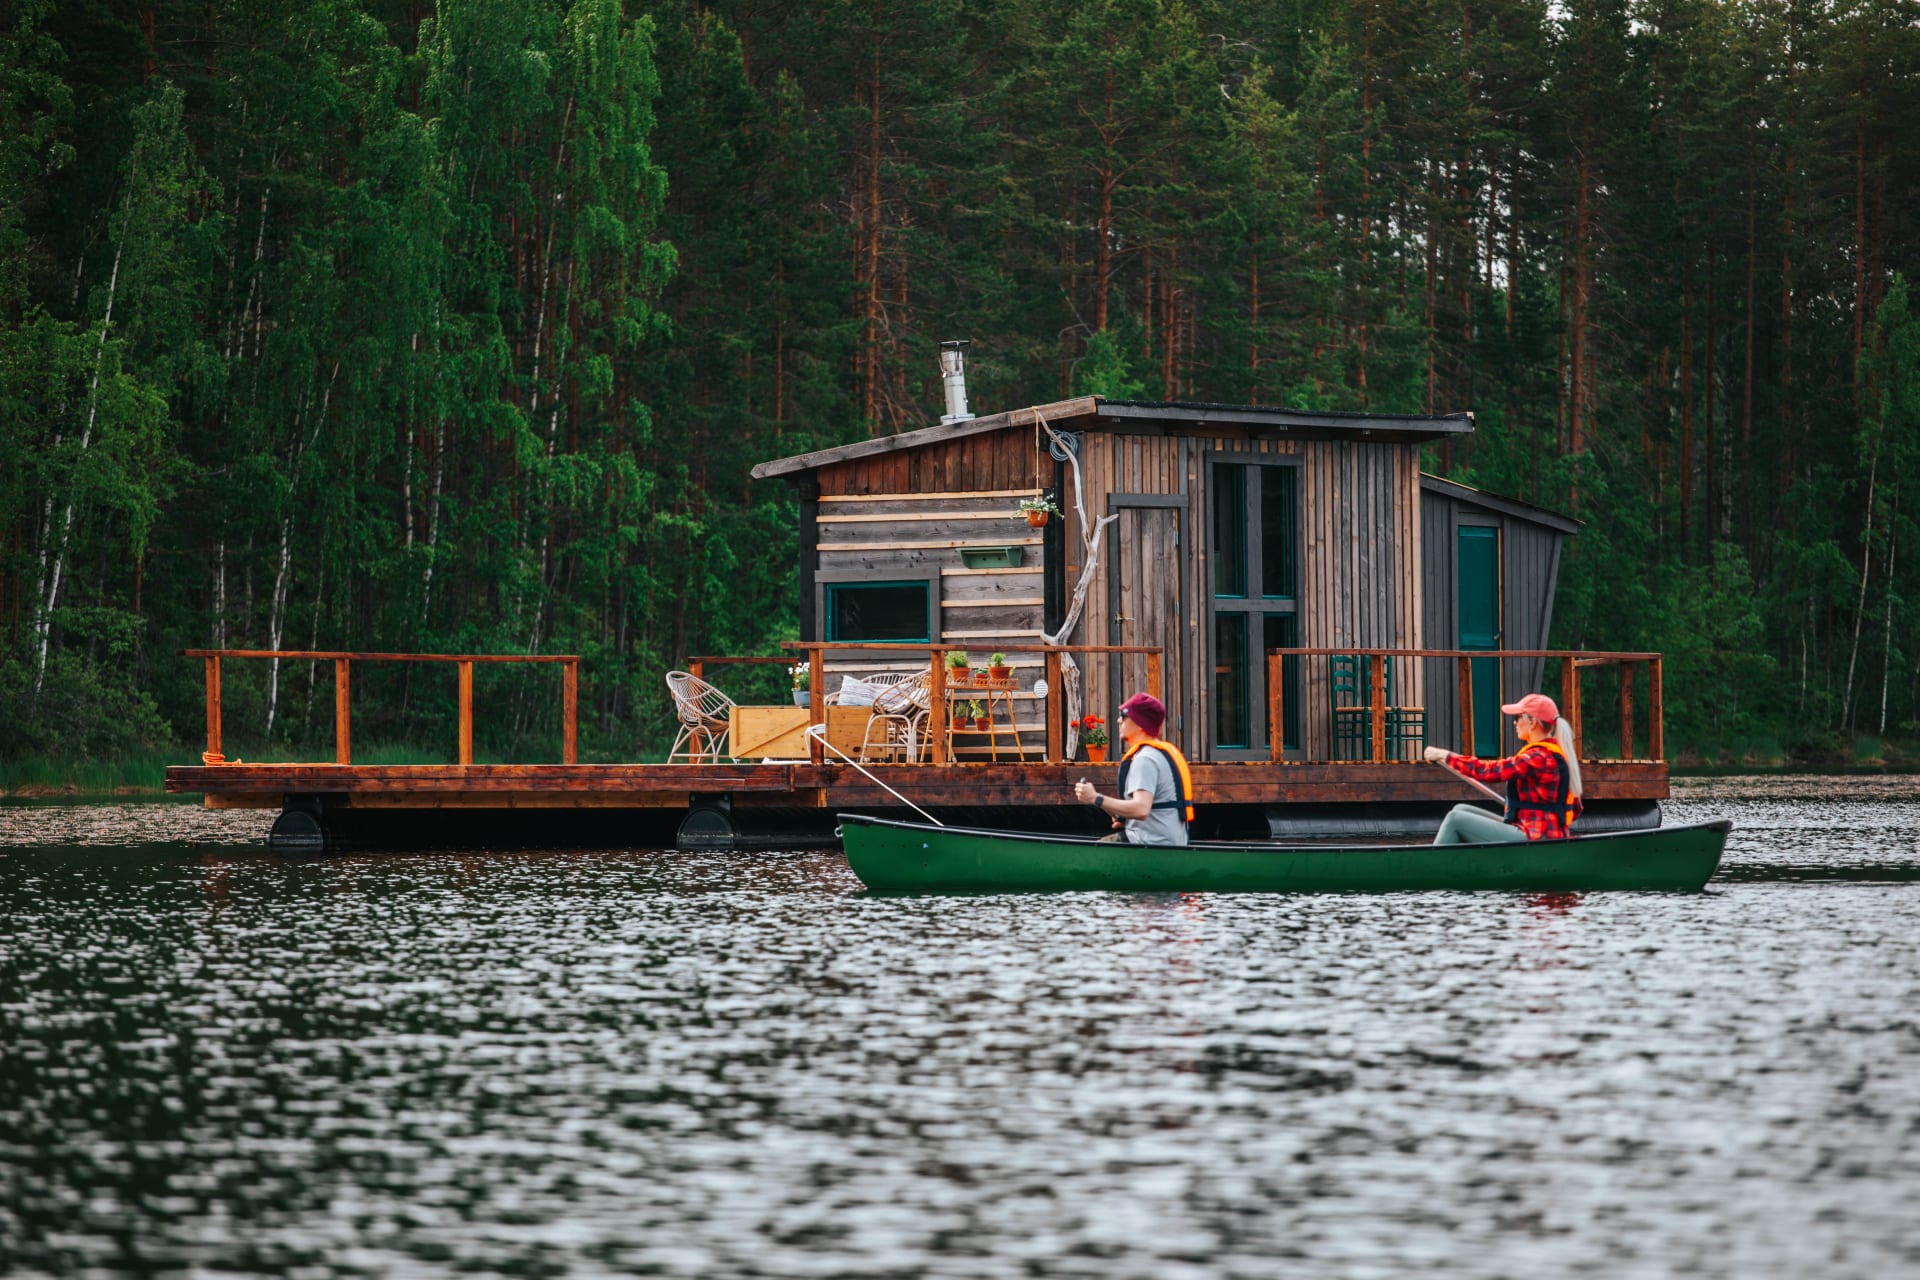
[2,781,1917,1278]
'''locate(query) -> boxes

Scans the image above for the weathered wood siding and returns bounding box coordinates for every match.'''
[810,425,1052,756]
[1419,482,1567,756]
[1066,430,1423,761]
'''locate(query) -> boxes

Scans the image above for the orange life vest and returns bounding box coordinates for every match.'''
[1117,737,1196,824]
[1503,739,1578,832]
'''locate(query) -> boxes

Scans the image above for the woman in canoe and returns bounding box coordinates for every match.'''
[1421,692,1582,843]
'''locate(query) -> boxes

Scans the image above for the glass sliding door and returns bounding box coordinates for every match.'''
[1210,458,1300,757]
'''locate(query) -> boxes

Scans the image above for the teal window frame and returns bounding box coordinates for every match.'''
[1211,462,1248,599]
[824,580,932,643]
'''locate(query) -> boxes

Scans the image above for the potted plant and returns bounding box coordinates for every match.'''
[943,649,970,681]
[1078,713,1110,763]
[791,660,811,707]
[968,700,989,731]
[987,653,1012,681]
[951,701,971,731]
[1016,495,1063,528]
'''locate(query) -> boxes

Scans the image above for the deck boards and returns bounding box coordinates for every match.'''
[168,760,1669,809]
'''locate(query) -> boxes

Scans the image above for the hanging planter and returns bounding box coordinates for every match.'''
[1015,495,1062,528]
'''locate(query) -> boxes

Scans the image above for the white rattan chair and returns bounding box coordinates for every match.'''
[859,671,932,763]
[665,671,737,762]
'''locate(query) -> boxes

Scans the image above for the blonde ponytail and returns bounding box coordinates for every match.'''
[1555,716,1583,798]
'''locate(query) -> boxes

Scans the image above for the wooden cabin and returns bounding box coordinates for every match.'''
[751,395,1578,764]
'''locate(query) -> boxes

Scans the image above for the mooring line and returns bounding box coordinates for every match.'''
[805,724,945,826]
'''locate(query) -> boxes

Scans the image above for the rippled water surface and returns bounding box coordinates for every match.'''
[2,785,1918,1278]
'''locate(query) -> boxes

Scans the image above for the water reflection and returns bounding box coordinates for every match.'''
[0,789,1916,1277]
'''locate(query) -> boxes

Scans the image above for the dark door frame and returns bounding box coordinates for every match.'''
[1203,451,1303,762]
[1455,517,1505,757]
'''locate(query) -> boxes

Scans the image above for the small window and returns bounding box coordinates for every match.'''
[1260,466,1298,599]
[1213,613,1249,749]
[1212,463,1247,598]
[1263,613,1301,750]
[826,581,931,642]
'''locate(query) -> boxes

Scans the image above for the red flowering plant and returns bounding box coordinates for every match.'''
[1076,714,1109,748]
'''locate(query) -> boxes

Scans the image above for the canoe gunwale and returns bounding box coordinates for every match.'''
[835,811,1733,856]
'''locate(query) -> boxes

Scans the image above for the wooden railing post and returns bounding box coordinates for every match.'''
[808,645,825,764]
[562,660,578,764]
[690,658,703,680]
[1267,650,1285,760]
[1619,661,1636,761]
[334,658,351,765]
[1648,657,1664,762]
[1369,653,1387,764]
[1045,648,1063,763]
[458,661,474,765]
[1146,651,1163,703]
[204,656,222,760]
[930,649,949,765]
[1565,657,1583,760]
[1456,656,1474,757]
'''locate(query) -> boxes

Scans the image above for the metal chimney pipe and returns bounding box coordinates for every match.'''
[939,340,974,424]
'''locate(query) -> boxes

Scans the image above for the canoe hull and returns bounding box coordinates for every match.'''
[838,814,1730,893]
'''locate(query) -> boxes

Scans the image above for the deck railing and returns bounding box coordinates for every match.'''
[180,649,581,765]
[1265,648,1663,764]
[692,642,1165,764]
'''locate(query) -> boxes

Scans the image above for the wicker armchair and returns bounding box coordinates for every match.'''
[665,671,737,763]
[859,671,932,763]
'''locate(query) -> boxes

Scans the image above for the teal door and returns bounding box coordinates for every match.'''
[1457,526,1501,754]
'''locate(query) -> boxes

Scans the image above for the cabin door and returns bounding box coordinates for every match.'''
[1457,524,1503,754]
[1107,499,1185,739]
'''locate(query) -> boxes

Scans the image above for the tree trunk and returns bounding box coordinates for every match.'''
[1680,246,1694,553]
[1843,452,1878,730]
[36,244,122,692]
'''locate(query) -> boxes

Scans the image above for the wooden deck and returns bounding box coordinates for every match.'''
[168,758,1669,810]
[163,643,1670,847]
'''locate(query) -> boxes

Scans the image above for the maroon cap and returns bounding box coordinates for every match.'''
[1117,692,1166,736]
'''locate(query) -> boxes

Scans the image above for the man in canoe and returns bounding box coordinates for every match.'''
[1421,692,1583,843]
[1072,692,1193,846]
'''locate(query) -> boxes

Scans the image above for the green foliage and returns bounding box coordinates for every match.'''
[0,0,1914,767]
[1073,328,1147,399]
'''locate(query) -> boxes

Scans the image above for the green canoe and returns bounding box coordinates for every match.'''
[837,813,1731,893]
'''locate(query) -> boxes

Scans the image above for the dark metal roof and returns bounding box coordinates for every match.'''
[750,396,1476,480]
[1420,473,1582,534]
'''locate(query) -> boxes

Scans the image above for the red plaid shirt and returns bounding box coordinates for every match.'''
[1444,743,1579,841]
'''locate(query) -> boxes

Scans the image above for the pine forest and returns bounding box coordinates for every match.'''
[2,0,1916,770]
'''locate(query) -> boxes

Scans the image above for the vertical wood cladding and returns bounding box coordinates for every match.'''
[797,421,1563,764]
[1064,429,1421,761]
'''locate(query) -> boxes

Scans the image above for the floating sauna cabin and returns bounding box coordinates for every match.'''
[751,395,1580,763]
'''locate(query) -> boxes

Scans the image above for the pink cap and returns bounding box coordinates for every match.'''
[1500,692,1559,723]
[1117,692,1166,736]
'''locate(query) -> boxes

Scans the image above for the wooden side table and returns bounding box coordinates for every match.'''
[943,676,1027,762]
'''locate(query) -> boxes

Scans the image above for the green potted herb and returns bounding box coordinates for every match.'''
[968,699,989,731]
[1016,495,1063,528]
[987,653,1012,681]
[943,649,970,681]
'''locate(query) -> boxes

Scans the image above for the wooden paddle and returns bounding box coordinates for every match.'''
[1428,749,1505,807]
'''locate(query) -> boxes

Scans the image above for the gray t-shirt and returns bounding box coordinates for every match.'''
[1120,746,1189,847]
